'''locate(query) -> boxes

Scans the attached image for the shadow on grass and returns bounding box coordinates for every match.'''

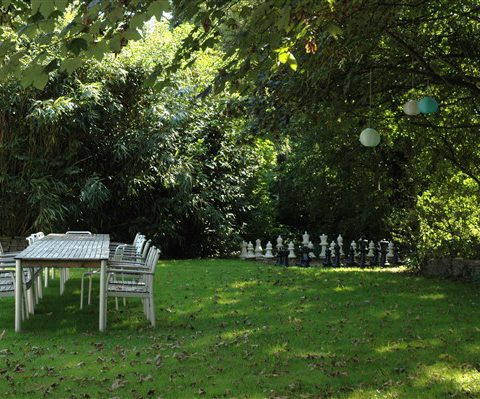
[0,260,479,398]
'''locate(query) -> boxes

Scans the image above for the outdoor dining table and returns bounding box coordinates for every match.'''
[14,233,110,332]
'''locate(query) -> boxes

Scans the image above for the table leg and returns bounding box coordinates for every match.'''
[15,259,22,332]
[99,260,107,332]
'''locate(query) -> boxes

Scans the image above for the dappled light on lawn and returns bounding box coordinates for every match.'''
[0,259,478,397]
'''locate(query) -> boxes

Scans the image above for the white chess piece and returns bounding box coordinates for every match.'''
[302,231,310,246]
[240,241,247,259]
[246,241,255,258]
[288,241,296,258]
[367,240,375,258]
[387,241,394,259]
[276,235,283,250]
[319,234,328,258]
[308,241,316,259]
[255,239,263,258]
[351,240,358,259]
[337,234,344,256]
[265,241,274,258]
[330,241,336,257]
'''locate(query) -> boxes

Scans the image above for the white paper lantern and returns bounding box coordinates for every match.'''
[359,128,380,147]
[403,99,419,115]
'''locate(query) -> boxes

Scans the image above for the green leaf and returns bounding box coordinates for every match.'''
[30,0,42,15]
[276,7,290,32]
[32,72,49,89]
[288,53,298,71]
[54,0,68,10]
[148,0,170,19]
[123,28,143,41]
[87,40,109,61]
[60,58,83,74]
[44,59,59,73]
[66,38,88,56]
[20,64,43,88]
[39,0,55,17]
[108,6,124,22]
[326,23,343,39]
[109,35,122,53]
[278,51,289,64]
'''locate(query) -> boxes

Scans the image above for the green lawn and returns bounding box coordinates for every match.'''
[0,260,479,398]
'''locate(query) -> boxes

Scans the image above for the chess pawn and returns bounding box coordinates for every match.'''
[288,241,296,258]
[246,241,255,258]
[255,239,263,258]
[351,240,358,258]
[264,241,274,258]
[302,231,310,246]
[367,240,375,258]
[330,241,336,258]
[276,235,283,250]
[387,241,394,259]
[240,241,248,259]
[337,234,344,256]
[319,234,328,258]
[308,241,316,259]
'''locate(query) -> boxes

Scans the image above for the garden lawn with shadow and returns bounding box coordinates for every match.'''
[0,259,479,398]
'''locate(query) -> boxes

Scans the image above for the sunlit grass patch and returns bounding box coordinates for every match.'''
[0,259,479,398]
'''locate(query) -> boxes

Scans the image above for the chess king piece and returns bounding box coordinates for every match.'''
[319,234,328,259]
[276,235,283,251]
[302,231,310,246]
[255,239,263,258]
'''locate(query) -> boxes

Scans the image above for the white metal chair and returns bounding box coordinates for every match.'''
[0,256,34,318]
[105,246,161,327]
[80,237,151,309]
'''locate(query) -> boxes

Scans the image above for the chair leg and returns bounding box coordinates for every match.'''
[149,293,155,327]
[115,297,119,310]
[80,275,85,310]
[27,287,34,315]
[88,275,92,305]
[44,268,49,288]
[51,268,55,279]
[60,269,65,296]
[37,274,43,299]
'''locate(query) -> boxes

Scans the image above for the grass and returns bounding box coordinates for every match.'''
[0,259,479,398]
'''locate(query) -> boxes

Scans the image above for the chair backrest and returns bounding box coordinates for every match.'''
[132,233,143,246]
[146,246,160,274]
[26,234,36,246]
[135,236,146,254]
[66,231,92,235]
[141,240,151,259]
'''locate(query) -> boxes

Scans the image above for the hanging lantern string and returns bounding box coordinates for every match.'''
[411,58,414,91]
[369,68,372,127]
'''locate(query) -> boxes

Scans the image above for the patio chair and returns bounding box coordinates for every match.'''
[80,238,151,309]
[24,233,44,304]
[105,246,161,327]
[0,256,34,318]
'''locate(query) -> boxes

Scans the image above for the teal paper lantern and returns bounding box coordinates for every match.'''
[359,128,380,147]
[418,96,438,114]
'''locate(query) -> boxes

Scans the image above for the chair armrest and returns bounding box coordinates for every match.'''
[108,269,154,275]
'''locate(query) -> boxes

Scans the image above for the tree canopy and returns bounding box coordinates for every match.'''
[0,1,479,259]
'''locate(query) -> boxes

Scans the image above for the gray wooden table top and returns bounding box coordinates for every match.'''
[15,234,110,262]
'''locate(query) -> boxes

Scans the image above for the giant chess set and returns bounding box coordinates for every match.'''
[239,232,403,267]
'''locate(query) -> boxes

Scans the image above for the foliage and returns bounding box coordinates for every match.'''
[0,20,272,257]
[1,261,480,397]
